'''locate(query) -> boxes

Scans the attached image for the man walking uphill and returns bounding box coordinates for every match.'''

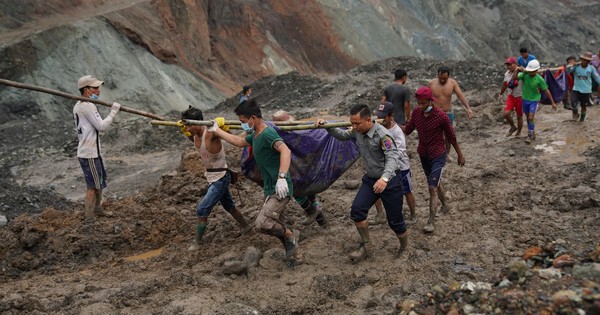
[512,59,557,143]
[382,69,412,126]
[211,99,300,266]
[73,75,121,224]
[317,104,408,260]
[402,86,465,233]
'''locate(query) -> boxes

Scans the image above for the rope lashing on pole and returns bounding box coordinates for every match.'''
[0,78,166,121]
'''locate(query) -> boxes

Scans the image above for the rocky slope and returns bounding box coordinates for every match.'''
[2,0,600,123]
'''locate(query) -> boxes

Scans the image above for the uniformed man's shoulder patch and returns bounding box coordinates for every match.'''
[381,136,394,150]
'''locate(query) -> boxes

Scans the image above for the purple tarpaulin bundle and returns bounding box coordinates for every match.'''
[240,122,360,197]
[541,69,567,104]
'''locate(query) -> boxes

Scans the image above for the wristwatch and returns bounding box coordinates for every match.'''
[381,177,389,183]
[278,172,287,179]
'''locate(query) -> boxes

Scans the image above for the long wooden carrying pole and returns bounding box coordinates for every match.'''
[0,78,166,121]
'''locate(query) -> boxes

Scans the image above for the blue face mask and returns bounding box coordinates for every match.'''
[424,105,433,113]
[90,94,99,100]
[241,117,254,133]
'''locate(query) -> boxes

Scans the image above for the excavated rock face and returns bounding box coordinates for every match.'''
[1,0,600,122]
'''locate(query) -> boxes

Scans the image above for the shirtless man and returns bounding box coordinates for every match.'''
[428,66,473,155]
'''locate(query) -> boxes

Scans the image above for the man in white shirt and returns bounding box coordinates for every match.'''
[73,75,121,223]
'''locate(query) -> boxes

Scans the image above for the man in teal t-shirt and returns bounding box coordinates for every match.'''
[513,59,557,144]
[567,52,600,122]
[211,99,300,266]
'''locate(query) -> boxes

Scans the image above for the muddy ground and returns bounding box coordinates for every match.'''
[1,57,599,314]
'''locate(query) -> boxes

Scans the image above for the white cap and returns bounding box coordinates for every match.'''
[77,75,104,89]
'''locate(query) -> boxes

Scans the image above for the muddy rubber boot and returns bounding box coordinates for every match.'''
[94,190,105,216]
[349,226,371,261]
[396,233,408,257]
[188,221,207,251]
[230,209,253,234]
[84,198,95,224]
[580,112,587,122]
[284,229,299,260]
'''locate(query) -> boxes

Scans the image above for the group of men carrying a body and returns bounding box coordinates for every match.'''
[72,68,468,266]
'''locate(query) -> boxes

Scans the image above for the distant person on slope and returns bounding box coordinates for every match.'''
[211,99,301,266]
[316,104,408,260]
[566,52,600,122]
[517,47,536,68]
[73,75,121,224]
[239,85,252,104]
[402,86,465,233]
[272,110,328,228]
[181,106,252,251]
[381,69,412,126]
[497,57,524,137]
[428,66,473,158]
[512,59,557,144]
[371,102,418,226]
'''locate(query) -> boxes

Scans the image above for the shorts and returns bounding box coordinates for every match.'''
[505,95,523,116]
[419,154,446,187]
[255,195,290,231]
[571,91,591,108]
[78,157,107,190]
[399,169,413,194]
[196,171,236,217]
[447,111,455,126]
[521,99,539,115]
[350,172,406,234]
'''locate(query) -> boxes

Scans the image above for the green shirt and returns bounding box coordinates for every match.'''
[517,72,548,101]
[245,126,293,197]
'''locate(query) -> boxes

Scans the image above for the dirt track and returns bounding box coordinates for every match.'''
[1,58,600,314]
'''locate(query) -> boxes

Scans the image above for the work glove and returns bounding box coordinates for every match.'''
[207,120,219,132]
[275,178,289,199]
[214,117,229,131]
[109,102,121,117]
[176,120,191,137]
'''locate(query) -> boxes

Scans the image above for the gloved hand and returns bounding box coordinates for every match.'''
[176,120,191,137]
[275,178,289,199]
[207,120,219,132]
[214,117,229,131]
[109,102,121,117]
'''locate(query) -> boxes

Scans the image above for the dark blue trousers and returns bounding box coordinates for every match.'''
[350,172,407,234]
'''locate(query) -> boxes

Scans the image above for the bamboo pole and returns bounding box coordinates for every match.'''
[0,78,166,120]
[151,119,383,131]
[150,120,243,130]
[277,119,383,131]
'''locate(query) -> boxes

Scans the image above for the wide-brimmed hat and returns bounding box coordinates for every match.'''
[77,75,103,89]
[415,86,438,102]
[580,51,593,61]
